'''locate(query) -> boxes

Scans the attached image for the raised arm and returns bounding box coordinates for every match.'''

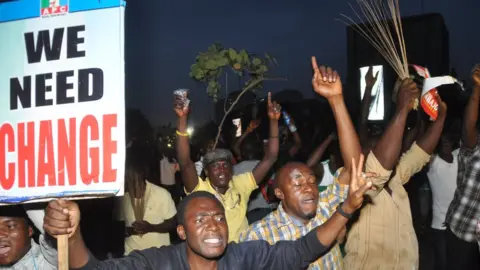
[373,79,419,170]
[252,93,280,184]
[306,133,334,167]
[311,57,361,184]
[233,119,261,160]
[174,95,199,192]
[359,67,379,144]
[462,65,480,149]
[417,93,447,154]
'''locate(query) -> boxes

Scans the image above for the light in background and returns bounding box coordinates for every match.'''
[360,65,385,121]
[186,127,194,136]
[232,118,242,137]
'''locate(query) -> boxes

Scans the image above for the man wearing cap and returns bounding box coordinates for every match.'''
[0,205,57,269]
[174,92,280,242]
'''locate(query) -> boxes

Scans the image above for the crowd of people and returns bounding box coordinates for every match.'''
[1,59,479,269]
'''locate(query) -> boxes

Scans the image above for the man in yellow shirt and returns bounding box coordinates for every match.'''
[116,159,177,254]
[174,92,280,242]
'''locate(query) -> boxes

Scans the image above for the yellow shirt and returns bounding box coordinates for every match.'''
[189,172,257,242]
[117,181,177,255]
[344,142,430,270]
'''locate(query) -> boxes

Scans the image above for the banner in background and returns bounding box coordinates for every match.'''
[0,0,126,203]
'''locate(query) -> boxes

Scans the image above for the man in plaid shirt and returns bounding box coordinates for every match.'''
[445,64,480,269]
[239,61,362,269]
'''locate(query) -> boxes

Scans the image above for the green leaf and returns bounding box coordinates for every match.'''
[205,60,216,70]
[228,48,237,61]
[218,57,229,66]
[252,57,262,66]
[239,50,249,61]
[257,65,268,73]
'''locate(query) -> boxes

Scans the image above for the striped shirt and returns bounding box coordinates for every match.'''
[239,170,348,270]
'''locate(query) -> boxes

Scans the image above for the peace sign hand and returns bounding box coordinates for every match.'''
[267,92,281,120]
[343,154,377,214]
[311,56,343,99]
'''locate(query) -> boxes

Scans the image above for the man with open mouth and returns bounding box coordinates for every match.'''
[0,205,57,269]
[240,61,363,269]
[43,156,375,270]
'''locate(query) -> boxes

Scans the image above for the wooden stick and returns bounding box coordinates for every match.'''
[58,235,69,270]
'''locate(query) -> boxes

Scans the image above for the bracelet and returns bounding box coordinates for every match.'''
[176,130,189,137]
[336,203,354,219]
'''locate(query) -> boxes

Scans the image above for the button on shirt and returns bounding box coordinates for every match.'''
[239,169,347,270]
[188,172,257,242]
[445,135,480,242]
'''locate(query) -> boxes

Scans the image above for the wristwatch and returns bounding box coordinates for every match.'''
[336,202,354,219]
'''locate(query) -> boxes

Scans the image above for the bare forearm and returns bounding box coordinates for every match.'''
[153,217,176,233]
[315,207,350,247]
[417,115,446,154]
[176,116,191,165]
[359,86,374,142]
[329,96,361,171]
[307,136,333,167]
[176,116,198,191]
[68,231,90,268]
[252,120,278,184]
[266,120,279,160]
[373,109,409,170]
[289,132,302,157]
[463,86,479,148]
[233,130,251,159]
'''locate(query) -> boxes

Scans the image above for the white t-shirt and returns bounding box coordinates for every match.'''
[160,157,176,186]
[427,149,459,230]
[319,160,335,187]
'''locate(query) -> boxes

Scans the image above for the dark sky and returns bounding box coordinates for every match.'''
[124,0,480,127]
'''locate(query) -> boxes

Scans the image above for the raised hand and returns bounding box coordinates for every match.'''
[396,78,420,112]
[173,95,190,118]
[435,91,447,120]
[365,66,379,88]
[472,64,480,86]
[311,56,342,99]
[246,119,261,133]
[43,199,81,239]
[343,154,377,213]
[267,92,281,120]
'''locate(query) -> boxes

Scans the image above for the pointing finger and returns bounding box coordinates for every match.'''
[311,56,319,71]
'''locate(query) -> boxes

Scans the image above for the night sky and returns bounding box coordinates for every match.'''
[124,0,480,127]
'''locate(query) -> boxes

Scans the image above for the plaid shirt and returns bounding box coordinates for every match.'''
[239,170,348,270]
[445,135,480,242]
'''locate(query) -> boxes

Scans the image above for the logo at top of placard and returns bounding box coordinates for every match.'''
[41,0,69,17]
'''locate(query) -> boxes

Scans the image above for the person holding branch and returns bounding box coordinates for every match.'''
[173,91,281,242]
[42,152,375,269]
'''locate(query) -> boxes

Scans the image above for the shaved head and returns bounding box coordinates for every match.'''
[274,162,310,189]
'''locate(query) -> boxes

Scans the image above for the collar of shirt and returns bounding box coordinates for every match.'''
[3,239,40,269]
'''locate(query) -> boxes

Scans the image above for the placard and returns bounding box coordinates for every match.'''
[0,0,126,204]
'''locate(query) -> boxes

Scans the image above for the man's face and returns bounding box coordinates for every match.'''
[178,197,228,259]
[206,160,232,189]
[276,163,319,222]
[0,217,32,266]
[439,135,453,155]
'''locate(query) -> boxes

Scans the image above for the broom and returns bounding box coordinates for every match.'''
[338,0,418,109]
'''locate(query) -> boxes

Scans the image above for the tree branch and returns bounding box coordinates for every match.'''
[213,78,263,149]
